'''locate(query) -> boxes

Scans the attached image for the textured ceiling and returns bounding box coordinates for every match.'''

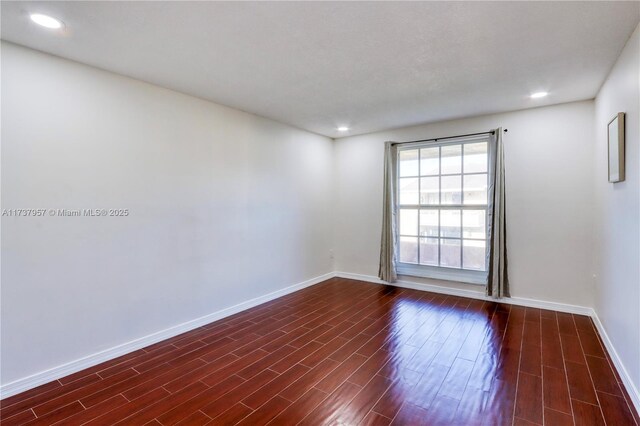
[2,1,639,138]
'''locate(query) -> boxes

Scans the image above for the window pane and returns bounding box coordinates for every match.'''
[396,141,489,273]
[399,178,419,204]
[463,174,488,205]
[441,175,462,204]
[420,238,438,266]
[420,147,439,175]
[441,145,461,174]
[419,209,438,237]
[420,177,439,205]
[463,210,486,239]
[399,237,418,264]
[399,149,419,177]
[440,209,461,238]
[464,142,488,173]
[399,209,418,236]
[440,239,461,268]
[463,239,486,270]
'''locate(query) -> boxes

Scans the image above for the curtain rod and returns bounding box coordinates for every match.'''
[392,129,506,146]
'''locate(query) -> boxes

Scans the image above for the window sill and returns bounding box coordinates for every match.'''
[397,263,487,285]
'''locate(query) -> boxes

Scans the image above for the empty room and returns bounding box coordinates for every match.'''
[1,1,639,425]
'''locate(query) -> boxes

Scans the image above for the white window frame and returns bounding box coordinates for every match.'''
[395,135,491,285]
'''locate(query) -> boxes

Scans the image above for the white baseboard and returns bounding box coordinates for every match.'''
[0,272,334,399]
[591,314,640,414]
[335,271,593,315]
[336,271,640,414]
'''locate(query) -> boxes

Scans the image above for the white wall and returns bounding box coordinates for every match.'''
[0,42,334,386]
[333,101,596,307]
[593,23,640,398]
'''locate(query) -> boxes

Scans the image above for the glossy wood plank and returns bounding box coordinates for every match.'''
[437,357,476,400]
[33,369,137,417]
[577,325,606,358]
[598,390,637,426]
[1,277,636,425]
[79,361,176,408]
[572,399,605,426]
[200,369,278,419]
[424,394,460,425]
[1,381,61,408]
[390,402,430,426]
[298,380,362,425]
[621,382,640,425]
[544,408,574,426]
[465,351,497,393]
[514,417,540,426]
[566,360,599,405]
[586,354,623,396]
[520,344,542,377]
[542,365,572,414]
[557,313,578,336]
[242,363,309,409]
[54,394,128,425]
[403,363,448,412]
[482,378,517,425]
[514,372,543,424]
[0,408,37,426]
[267,387,328,425]
[522,319,541,348]
[361,411,393,426]
[24,401,84,426]
[541,317,564,370]
[84,386,170,425]
[279,358,340,401]
[561,333,587,364]
[156,374,245,425]
[174,410,211,426]
[371,369,421,419]
[0,374,101,420]
[333,374,393,425]
[452,386,490,425]
[235,395,290,426]
[113,381,208,425]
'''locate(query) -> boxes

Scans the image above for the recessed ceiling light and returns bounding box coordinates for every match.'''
[530,91,548,99]
[30,13,64,29]
[337,126,349,132]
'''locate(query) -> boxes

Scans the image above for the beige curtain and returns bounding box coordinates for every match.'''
[486,128,509,297]
[378,142,398,282]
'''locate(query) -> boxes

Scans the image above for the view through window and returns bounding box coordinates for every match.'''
[397,137,489,276]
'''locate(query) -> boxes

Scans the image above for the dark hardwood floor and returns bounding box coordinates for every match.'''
[1,278,638,425]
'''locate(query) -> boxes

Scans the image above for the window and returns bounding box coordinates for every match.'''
[396,136,490,284]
